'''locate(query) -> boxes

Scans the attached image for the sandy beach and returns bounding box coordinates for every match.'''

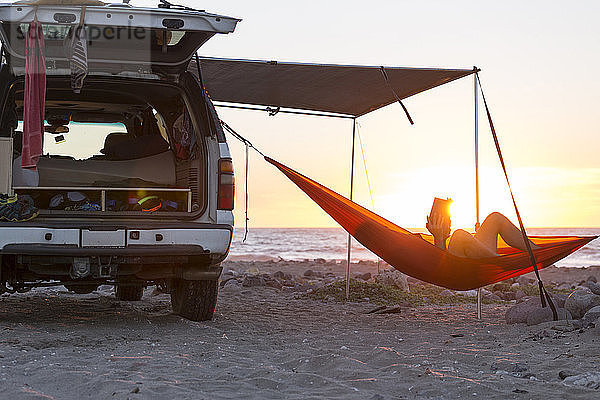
[0,0,598,398]
[0,260,599,399]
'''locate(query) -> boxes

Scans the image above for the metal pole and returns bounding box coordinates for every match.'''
[214,103,356,120]
[346,118,357,300]
[474,71,482,320]
[474,71,480,230]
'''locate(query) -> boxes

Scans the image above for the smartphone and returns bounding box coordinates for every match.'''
[430,197,452,222]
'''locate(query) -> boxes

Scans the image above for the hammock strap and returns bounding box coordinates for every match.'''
[220,120,265,157]
[356,122,375,210]
[195,53,220,143]
[476,73,558,320]
[380,67,414,125]
[243,142,249,242]
[219,120,259,241]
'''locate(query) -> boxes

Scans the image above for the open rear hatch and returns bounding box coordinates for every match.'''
[8,75,209,219]
[0,3,239,76]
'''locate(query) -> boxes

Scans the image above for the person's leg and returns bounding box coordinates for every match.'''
[448,229,498,258]
[475,212,539,252]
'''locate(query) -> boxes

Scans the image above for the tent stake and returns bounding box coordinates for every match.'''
[474,69,482,320]
[346,118,357,300]
[477,288,482,319]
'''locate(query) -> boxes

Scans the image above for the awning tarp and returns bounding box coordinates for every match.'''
[193,57,476,117]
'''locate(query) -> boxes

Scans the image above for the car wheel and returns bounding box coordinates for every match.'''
[170,279,218,322]
[115,281,145,301]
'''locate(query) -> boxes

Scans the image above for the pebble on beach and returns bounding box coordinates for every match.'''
[564,290,600,319]
[374,270,409,291]
[586,281,600,295]
[505,296,565,325]
[562,372,600,390]
[526,307,571,326]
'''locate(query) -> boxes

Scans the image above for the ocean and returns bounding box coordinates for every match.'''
[227,227,600,268]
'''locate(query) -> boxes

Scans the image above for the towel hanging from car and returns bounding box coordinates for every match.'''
[65,6,88,93]
[265,156,596,291]
[22,19,46,170]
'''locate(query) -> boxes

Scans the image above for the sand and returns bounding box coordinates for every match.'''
[0,261,599,399]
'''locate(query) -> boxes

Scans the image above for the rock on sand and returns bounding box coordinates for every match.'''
[586,281,600,295]
[562,372,600,390]
[526,307,571,326]
[564,290,600,319]
[374,270,409,291]
[242,275,266,287]
[506,296,568,325]
[582,305,600,325]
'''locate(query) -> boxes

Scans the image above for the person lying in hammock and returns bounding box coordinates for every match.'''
[426,207,540,258]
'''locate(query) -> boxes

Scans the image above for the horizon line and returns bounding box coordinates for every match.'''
[233,226,600,230]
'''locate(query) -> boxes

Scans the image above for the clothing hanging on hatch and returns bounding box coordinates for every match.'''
[65,6,88,93]
[22,18,46,170]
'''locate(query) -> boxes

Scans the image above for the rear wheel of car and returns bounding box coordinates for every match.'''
[170,279,218,322]
[115,282,145,301]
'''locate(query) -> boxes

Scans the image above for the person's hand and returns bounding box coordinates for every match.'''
[426,213,451,241]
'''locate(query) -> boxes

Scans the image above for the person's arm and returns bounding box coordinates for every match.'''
[433,234,448,250]
[426,214,451,250]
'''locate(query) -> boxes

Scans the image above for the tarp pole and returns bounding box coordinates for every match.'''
[214,103,355,120]
[474,70,482,320]
[346,118,357,300]
[475,73,480,230]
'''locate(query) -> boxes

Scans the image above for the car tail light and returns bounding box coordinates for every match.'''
[218,159,235,210]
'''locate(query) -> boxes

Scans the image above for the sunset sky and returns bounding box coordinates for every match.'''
[80,2,600,228]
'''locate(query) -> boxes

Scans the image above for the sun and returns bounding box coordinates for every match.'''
[449,201,456,220]
[369,166,517,230]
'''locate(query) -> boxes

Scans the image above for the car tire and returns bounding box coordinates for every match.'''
[170,279,218,322]
[115,282,145,301]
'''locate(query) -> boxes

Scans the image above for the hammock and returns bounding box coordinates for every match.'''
[266,156,596,291]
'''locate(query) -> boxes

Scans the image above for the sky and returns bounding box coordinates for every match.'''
[23,1,600,228]
[186,0,600,229]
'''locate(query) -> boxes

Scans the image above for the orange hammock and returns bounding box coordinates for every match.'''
[266,157,596,291]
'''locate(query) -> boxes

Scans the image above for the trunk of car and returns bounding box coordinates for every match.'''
[14,157,204,219]
[13,154,205,219]
[5,75,208,220]
[0,3,235,222]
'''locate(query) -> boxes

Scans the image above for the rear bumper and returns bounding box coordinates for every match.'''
[2,244,210,256]
[0,224,232,280]
[0,224,233,259]
[2,244,224,281]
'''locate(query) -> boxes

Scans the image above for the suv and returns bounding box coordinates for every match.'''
[0,3,240,321]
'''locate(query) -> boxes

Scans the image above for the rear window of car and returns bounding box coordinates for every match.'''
[17,121,127,160]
